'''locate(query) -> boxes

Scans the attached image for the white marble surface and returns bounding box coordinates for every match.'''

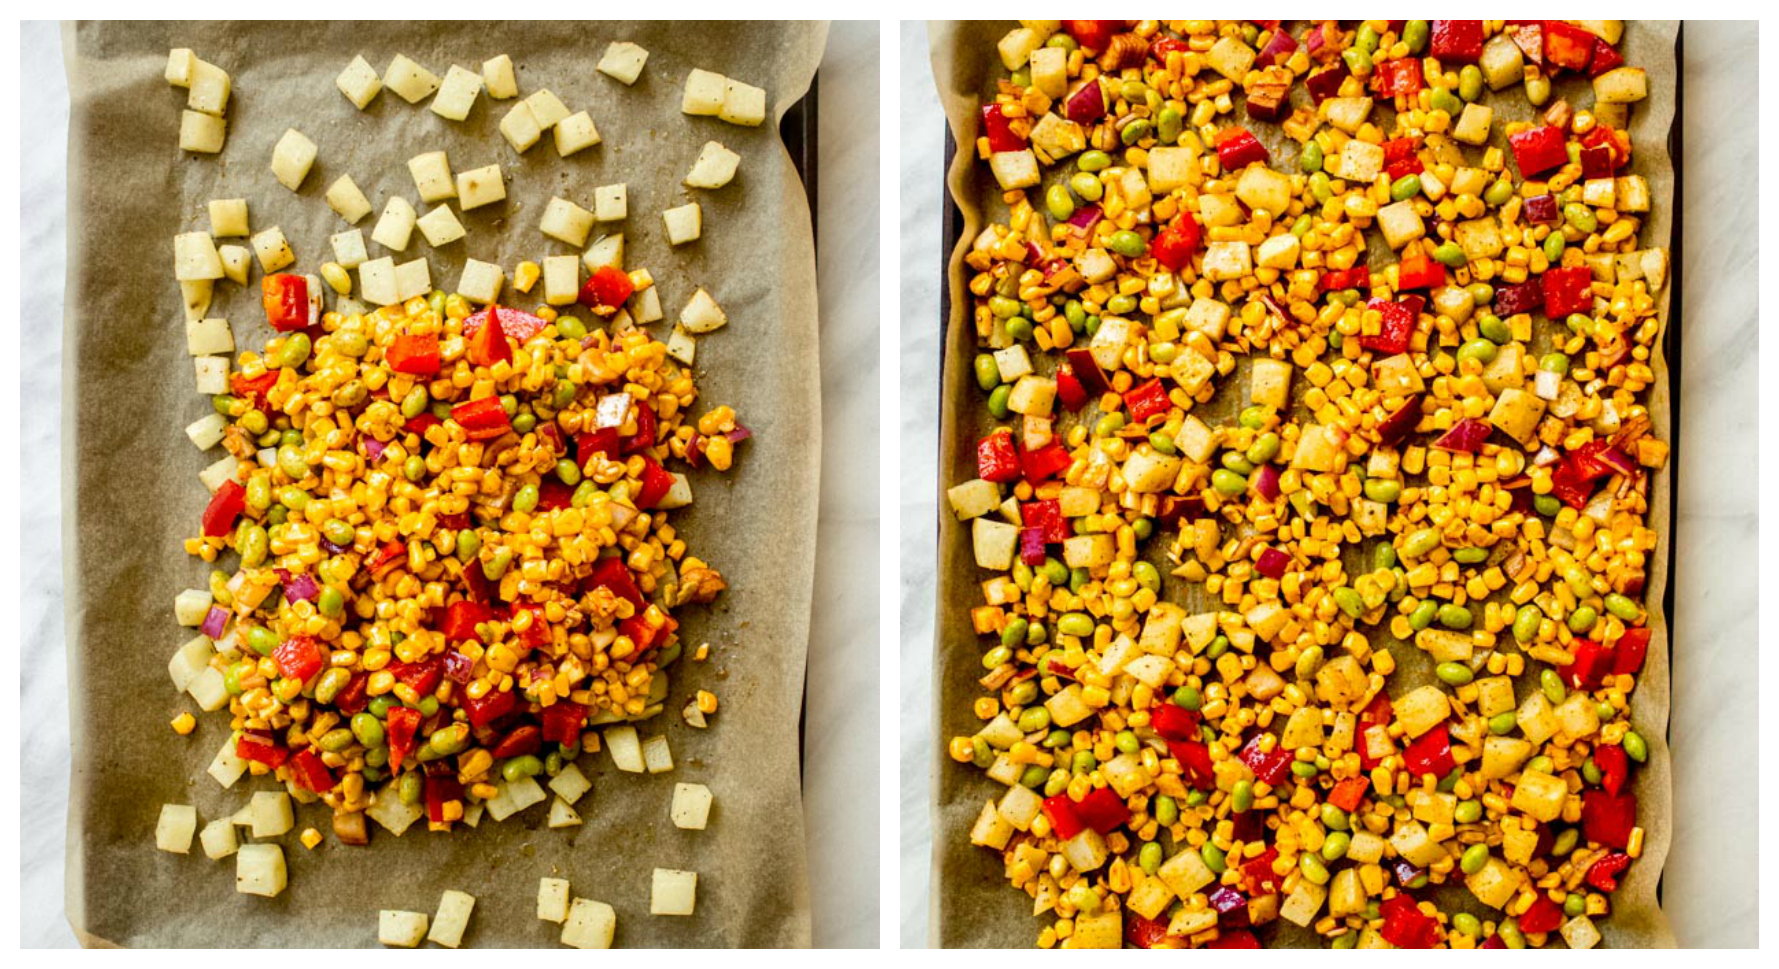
[896,20,1758,948]
[19,19,879,949]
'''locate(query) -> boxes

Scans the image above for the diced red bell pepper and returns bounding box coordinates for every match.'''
[1239,847,1281,895]
[1542,20,1598,72]
[1255,546,1291,580]
[1237,734,1292,786]
[1379,895,1440,948]
[1586,851,1633,892]
[1543,265,1594,319]
[231,370,279,410]
[464,304,548,343]
[541,699,588,746]
[200,479,246,537]
[390,656,443,697]
[404,412,442,447]
[579,265,635,315]
[634,457,675,510]
[1518,893,1565,934]
[1549,457,1597,510]
[621,400,659,455]
[1372,58,1424,98]
[491,724,543,759]
[1208,930,1260,949]
[1580,144,1616,181]
[1055,366,1088,412]
[1020,499,1071,544]
[535,479,573,513]
[1074,786,1131,834]
[1587,38,1625,77]
[1017,528,1046,566]
[1523,193,1562,225]
[1580,125,1632,171]
[1018,442,1073,483]
[1510,22,1545,65]
[288,748,337,793]
[1304,63,1349,103]
[587,556,647,610]
[273,634,324,684]
[1151,703,1200,742]
[1494,280,1544,318]
[333,672,369,715]
[386,333,441,375]
[1594,742,1631,796]
[367,540,407,578]
[509,600,551,652]
[1612,627,1651,678]
[1149,37,1189,63]
[1395,251,1445,291]
[1167,739,1216,789]
[424,772,465,824]
[1403,725,1456,779]
[1320,265,1372,293]
[1041,794,1086,840]
[1151,215,1201,272]
[386,705,422,771]
[1582,789,1637,849]
[976,429,1020,483]
[1123,379,1171,423]
[576,428,621,471]
[1327,777,1370,813]
[1063,19,1121,53]
[442,599,492,643]
[1125,913,1175,949]
[464,302,513,367]
[1508,125,1570,178]
[452,396,512,441]
[1362,298,1418,353]
[1560,638,1608,690]
[261,274,312,332]
[621,610,676,655]
[236,730,289,768]
[1214,127,1268,170]
[979,103,1026,153]
[461,685,516,729]
[1430,20,1484,62]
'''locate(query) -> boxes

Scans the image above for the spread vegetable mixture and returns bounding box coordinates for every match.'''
[947,19,1668,949]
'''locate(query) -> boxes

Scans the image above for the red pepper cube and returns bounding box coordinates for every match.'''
[1543,265,1595,319]
[1150,37,1190,64]
[200,479,247,537]
[235,731,289,768]
[451,395,512,441]
[1395,252,1445,292]
[578,265,636,315]
[386,333,441,375]
[1122,379,1171,424]
[1017,527,1046,566]
[424,773,465,824]
[1239,847,1281,895]
[1361,298,1417,354]
[1579,144,1616,180]
[289,748,337,794]
[1580,125,1632,171]
[1124,914,1173,949]
[975,429,1021,483]
[1214,127,1268,171]
[1304,63,1349,103]
[1542,20,1599,72]
[390,656,443,697]
[1207,930,1260,949]
[261,274,311,332]
[1254,546,1291,580]
[1062,19,1120,53]
[1588,38,1625,77]
[1379,895,1441,948]
[540,700,588,746]
[1429,20,1484,62]
[1041,794,1086,840]
[979,103,1026,153]
[491,724,542,759]
[384,705,423,771]
[460,685,515,730]
[1517,893,1565,934]
[441,599,491,643]
[621,401,659,455]
[1372,58,1424,98]
[1594,743,1632,796]
[634,457,676,509]
[587,556,647,610]
[1587,851,1633,892]
[1403,725,1456,779]
[1236,734,1292,786]
[1582,789,1638,849]
[1327,777,1370,813]
[1150,215,1201,272]
[1019,499,1071,544]
[1494,279,1546,317]
[1074,786,1131,834]
[1150,703,1199,742]
[272,634,324,684]
[1612,627,1652,677]
[1508,125,1570,178]
[1167,739,1216,789]
[1510,22,1545,65]
[1017,442,1073,483]
[464,303,513,367]
[1055,366,1088,412]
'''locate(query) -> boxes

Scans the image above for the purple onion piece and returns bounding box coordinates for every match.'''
[201,605,230,639]
[443,650,476,684]
[1254,463,1282,501]
[284,573,320,603]
[724,423,753,444]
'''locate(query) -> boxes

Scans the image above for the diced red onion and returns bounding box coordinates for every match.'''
[1253,463,1282,501]
[1255,546,1290,579]
[1596,446,1638,478]
[1433,418,1492,453]
[443,650,476,684]
[724,423,753,444]
[362,436,389,462]
[201,605,230,639]
[594,393,633,429]
[1533,445,1563,468]
[284,573,320,603]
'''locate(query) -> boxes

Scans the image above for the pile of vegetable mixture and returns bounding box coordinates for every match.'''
[948,19,1668,949]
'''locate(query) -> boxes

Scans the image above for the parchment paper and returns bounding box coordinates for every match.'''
[929,20,1677,948]
[62,19,826,948]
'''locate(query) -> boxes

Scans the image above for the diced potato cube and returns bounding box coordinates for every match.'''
[234,844,286,897]
[1489,387,1546,445]
[1561,915,1602,950]
[199,817,238,859]
[946,479,1000,520]
[1250,358,1293,409]
[1184,297,1230,342]
[1593,67,1648,104]
[156,803,197,853]
[207,199,248,239]
[1390,819,1446,867]
[456,258,504,305]
[542,255,579,306]
[1395,685,1452,738]
[1335,138,1383,182]
[1553,693,1601,741]
[179,110,226,153]
[174,232,223,281]
[426,890,476,948]
[371,197,417,252]
[1280,880,1328,927]
[1509,768,1568,822]
[535,197,595,248]
[537,877,571,922]
[187,60,230,116]
[270,130,317,192]
[1453,102,1493,145]
[430,65,483,121]
[1158,846,1215,897]
[650,869,697,916]
[972,518,1018,570]
[324,175,372,224]
[597,42,650,85]
[1255,232,1300,270]
[685,141,741,189]
[593,183,627,222]
[499,102,543,153]
[383,54,440,103]
[992,344,1032,380]
[166,48,196,86]
[416,205,465,247]
[996,27,1043,70]
[197,454,237,492]
[193,356,229,395]
[336,54,382,109]
[408,150,456,202]
[682,68,727,115]
[1581,177,1617,208]
[680,288,727,333]
[1235,165,1292,216]
[720,79,767,126]
[359,256,398,306]
[1375,200,1424,250]
[524,89,570,129]
[605,725,644,772]
[988,150,1040,190]
[1615,175,1651,213]
[584,233,624,271]
[1455,216,1505,260]
[378,910,429,948]
[1062,533,1113,570]
[1200,241,1251,281]
[186,316,233,355]
[331,229,368,269]
[554,111,601,156]
[250,791,294,838]
[484,775,546,821]
[1467,856,1521,910]
[642,734,673,773]
[671,782,713,829]
[663,202,702,246]
[1006,375,1056,416]
[1479,35,1525,90]
[561,898,617,949]
[547,796,582,828]
[249,227,294,272]
[1323,97,1375,135]
[1146,145,1198,193]
[1206,36,1255,80]
[186,412,227,450]
[482,54,517,99]
[665,325,695,365]
[456,164,505,210]
[1122,449,1181,494]
[1028,45,1069,98]
[393,258,431,302]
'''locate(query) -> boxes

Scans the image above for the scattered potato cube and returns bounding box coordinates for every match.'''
[583,233,623,270]
[685,141,740,189]
[642,734,674,773]
[194,356,230,395]
[597,41,649,85]
[199,817,238,859]
[430,65,483,121]
[378,910,429,948]
[336,54,382,109]
[679,287,726,333]
[1335,138,1384,182]
[605,725,645,772]
[394,258,432,302]
[186,412,227,450]
[359,256,398,306]
[427,890,476,948]
[594,184,627,222]
[456,163,505,210]
[524,89,570,129]
[408,150,456,202]
[208,198,248,237]
[988,150,1040,190]
[182,278,212,320]
[542,255,580,306]
[186,317,233,355]
[665,325,695,365]
[553,111,601,157]
[1593,67,1648,104]
[165,48,196,86]
[547,797,582,828]
[671,782,713,830]
[537,877,571,922]
[682,69,727,115]
[499,102,542,153]
[187,59,230,116]
[330,229,368,269]
[249,791,294,838]
[249,227,294,273]
[720,78,766,126]
[270,128,317,191]
[631,283,661,323]
[482,54,517,99]
[547,762,592,805]
[174,232,223,281]
[562,898,616,949]
[325,175,372,224]
[650,869,697,916]
[372,197,417,251]
[1453,102,1493,145]
[156,803,197,854]
[179,110,226,153]
[416,205,465,247]
[234,844,286,897]
[663,202,702,246]
[1376,200,1425,249]
[540,197,595,247]
[383,54,440,103]
[456,258,504,305]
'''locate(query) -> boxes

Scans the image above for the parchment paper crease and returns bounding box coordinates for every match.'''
[62,19,825,948]
[930,19,1676,949]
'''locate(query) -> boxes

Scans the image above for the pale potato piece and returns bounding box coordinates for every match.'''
[426,890,476,948]
[186,316,233,355]
[206,734,247,787]
[187,59,230,116]
[249,791,294,838]
[330,229,368,269]
[181,278,213,320]
[537,877,571,922]
[199,817,238,859]
[597,41,649,85]
[430,65,483,121]
[174,232,223,281]
[156,804,197,853]
[719,78,766,126]
[631,283,661,323]
[561,898,616,949]
[456,258,504,305]
[250,227,294,273]
[456,164,505,210]
[540,197,595,247]
[166,48,196,86]
[208,198,249,237]
[642,734,674,774]
[234,844,286,897]
[383,54,440,103]
[547,763,592,805]
[359,256,398,306]
[682,68,727,115]
[663,202,702,246]
[499,101,543,153]
[378,910,428,948]
[186,412,227,450]
[179,110,226,153]
[583,233,623,270]
[393,258,432,303]
[271,129,318,191]
[679,287,726,333]
[685,141,741,189]
[650,868,697,916]
[542,254,580,306]
[524,89,570,129]
[482,54,517,98]
[416,205,466,247]
[325,175,372,224]
[408,150,456,202]
[371,197,417,252]
[594,184,627,222]
[665,324,695,365]
[554,111,601,156]
[336,54,382,109]
[194,356,230,395]
[547,796,582,828]
[670,782,713,830]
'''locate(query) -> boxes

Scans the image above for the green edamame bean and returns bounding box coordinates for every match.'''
[1409,600,1439,631]
[1174,685,1202,711]
[1064,300,1087,331]
[1045,184,1076,222]
[1568,606,1598,633]
[1533,494,1561,517]
[1104,295,1136,316]
[981,646,1011,669]
[556,457,583,487]
[1433,241,1467,267]
[278,333,312,368]
[1042,559,1069,587]
[430,724,470,756]
[1362,478,1401,504]
[404,455,427,482]
[1489,712,1518,735]
[1071,750,1096,775]
[1156,107,1182,146]
[1300,141,1324,173]
[1148,432,1177,456]
[1221,452,1255,476]
[1231,779,1254,812]
[314,667,352,705]
[1500,920,1528,949]
[1246,432,1280,464]
[1138,841,1164,875]
[1544,231,1567,262]
[1239,406,1271,430]
[988,295,1020,319]
[1321,803,1350,831]
[1000,618,1029,650]
[1541,668,1567,704]
[1133,561,1161,594]
[1402,527,1441,558]
[1119,119,1151,146]
[322,518,355,547]
[1300,852,1331,884]
[238,525,269,567]
[1154,795,1179,827]
[1552,827,1580,857]
[317,727,355,753]
[1341,47,1372,75]
[1453,547,1489,565]
[398,770,423,805]
[1058,612,1094,638]
[1108,230,1146,258]
[1484,179,1514,207]
[401,385,429,419]
[1355,24,1380,54]
[1435,662,1474,686]
[1564,894,1587,918]
[1211,469,1248,497]
[973,354,1000,391]
[1455,799,1483,824]
[1565,203,1599,233]
[1604,593,1641,622]
[1623,729,1648,763]
[351,712,385,747]
[455,528,482,562]
[1582,757,1604,785]
[987,385,1012,419]
[1373,544,1398,570]
[1430,86,1462,116]
[1016,707,1050,734]
[1458,65,1484,102]
[277,444,309,481]
[1566,566,1595,598]
[1132,517,1153,541]
[247,626,279,657]
[1403,20,1429,53]
[1093,413,1124,437]
[1295,646,1325,679]
[1460,844,1490,875]
[1042,771,1069,797]
[1478,314,1511,344]
[317,585,345,618]
[1309,171,1333,203]
[1331,587,1364,618]
[1514,605,1542,643]
[1201,842,1227,874]
[1114,730,1139,755]
[1077,149,1111,173]
[1332,932,1359,949]
[1437,604,1473,630]
[502,755,544,783]
[513,482,539,513]
[1068,567,1089,594]
[1391,174,1422,202]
